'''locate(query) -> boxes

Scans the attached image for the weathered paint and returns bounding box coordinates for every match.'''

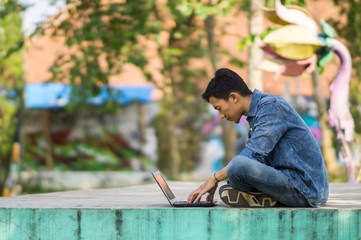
[0,208,360,240]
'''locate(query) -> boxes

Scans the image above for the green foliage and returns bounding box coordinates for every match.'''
[43,0,156,113]
[264,0,306,8]
[329,0,361,134]
[0,0,24,62]
[0,0,24,90]
[0,97,17,151]
[349,80,361,133]
[167,0,237,20]
[0,96,17,175]
[238,35,254,52]
[238,26,279,52]
[0,0,24,184]
[229,57,245,68]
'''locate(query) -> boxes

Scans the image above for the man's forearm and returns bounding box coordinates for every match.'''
[213,166,228,182]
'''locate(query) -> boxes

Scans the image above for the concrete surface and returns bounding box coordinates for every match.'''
[0,182,360,240]
[0,182,361,209]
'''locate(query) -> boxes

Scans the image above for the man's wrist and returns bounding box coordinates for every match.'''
[208,174,218,185]
[213,173,221,182]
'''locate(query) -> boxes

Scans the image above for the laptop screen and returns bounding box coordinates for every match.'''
[154,174,176,200]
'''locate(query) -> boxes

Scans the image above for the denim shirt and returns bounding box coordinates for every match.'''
[239,89,329,207]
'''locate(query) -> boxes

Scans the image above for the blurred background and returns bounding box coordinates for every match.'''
[0,0,360,196]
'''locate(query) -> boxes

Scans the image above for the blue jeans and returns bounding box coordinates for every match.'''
[226,155,311,207]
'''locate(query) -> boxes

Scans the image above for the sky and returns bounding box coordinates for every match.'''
[19,0,65,36]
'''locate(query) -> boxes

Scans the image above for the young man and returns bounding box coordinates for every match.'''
[187,68,329,207]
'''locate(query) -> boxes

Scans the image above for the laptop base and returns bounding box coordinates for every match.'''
[173,201,216,207]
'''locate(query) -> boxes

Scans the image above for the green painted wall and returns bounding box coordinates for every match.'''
[0,208,360,240]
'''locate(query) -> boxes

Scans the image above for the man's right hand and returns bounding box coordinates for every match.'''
[187,167,228,204]
[187,176,218,204]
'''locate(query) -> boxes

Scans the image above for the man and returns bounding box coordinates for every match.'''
[187,68,329,207]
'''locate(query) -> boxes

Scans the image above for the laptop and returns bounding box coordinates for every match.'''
[151,170,216,207]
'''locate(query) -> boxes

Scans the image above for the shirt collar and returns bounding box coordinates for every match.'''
[247,89,262,118]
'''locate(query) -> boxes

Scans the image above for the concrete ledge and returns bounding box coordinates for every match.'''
[0,183,360,239]
[20,170,152,190]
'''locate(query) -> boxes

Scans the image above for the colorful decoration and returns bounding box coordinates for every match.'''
[261,0,356,182]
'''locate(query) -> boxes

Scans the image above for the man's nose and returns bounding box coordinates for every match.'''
[219,112,225,118]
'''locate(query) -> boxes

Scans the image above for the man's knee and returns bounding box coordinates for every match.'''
[227,155,265,181]
[227,155,250,182]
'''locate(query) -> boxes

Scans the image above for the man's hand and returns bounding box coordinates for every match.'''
[187,176,218,204]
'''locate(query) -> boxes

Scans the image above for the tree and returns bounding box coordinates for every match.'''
[0,0,24,193]
[45,0,155,112]
[31,0,239,179]
[248,0,264,91]
[153,0,231,178]
[26,0,158,171]
[203,1,242,167]
[156,0,243,176]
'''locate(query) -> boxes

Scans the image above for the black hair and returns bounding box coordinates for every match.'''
[202,68,252,102]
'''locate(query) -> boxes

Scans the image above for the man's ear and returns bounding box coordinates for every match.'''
[229,92,239,103]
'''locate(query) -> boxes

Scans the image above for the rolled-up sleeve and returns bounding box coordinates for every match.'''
[239,101,288,163]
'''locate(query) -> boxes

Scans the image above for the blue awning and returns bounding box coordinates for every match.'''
[24,83,155,109]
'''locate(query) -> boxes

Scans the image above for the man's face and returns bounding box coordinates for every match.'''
[209,94,244,123]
